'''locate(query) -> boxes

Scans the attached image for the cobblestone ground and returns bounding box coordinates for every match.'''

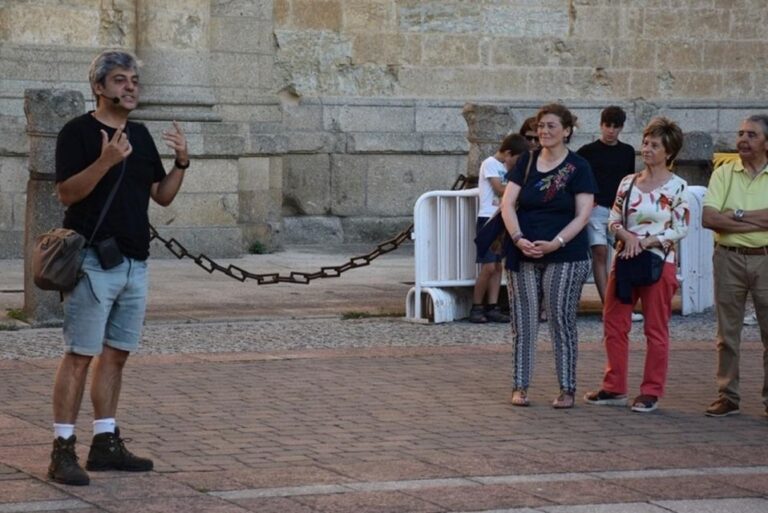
[2,313,768,513]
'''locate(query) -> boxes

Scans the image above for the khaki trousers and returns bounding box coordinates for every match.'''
[712,246,768,405]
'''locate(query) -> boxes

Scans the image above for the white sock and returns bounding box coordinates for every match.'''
[53,423,75,440]
[93,418,116,436]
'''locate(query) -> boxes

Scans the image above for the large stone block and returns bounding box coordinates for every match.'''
[422,134,468,154]
[211,0,273,19]
[330,154,367,216]
[0,157,27,192]
[3,4,99,46]
[0,230,22,259]
[657,42,704,70]
[351,33,421,66]
[422,34,481,66]
[491,37,551,67]
[571,6,620,39]
[341,216,412,243]
[287,132,343,154]
[677,131,714,161]
[282,101,323,131]
[367,155,464,216]
[282,215,343,244]
[149,226,242,258]
[283,154,331,215]
[343,0,396,31]
[398,67,527,98]
[239,156,282,192]
[415,105,466,132]
[285,0,342,31]
[210,17,273,54]
[171,158,238,193]
[347,132,422,153]
[324,105,414,132]
[150,193,239,227]
[656,108,718,133]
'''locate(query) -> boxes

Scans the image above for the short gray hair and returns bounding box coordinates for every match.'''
[745,114,768,139]
[88,50,139,99]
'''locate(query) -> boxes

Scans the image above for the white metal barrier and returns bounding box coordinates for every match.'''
[405,186,714,323]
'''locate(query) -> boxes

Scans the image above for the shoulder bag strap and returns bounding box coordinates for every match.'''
[86,128,129,246]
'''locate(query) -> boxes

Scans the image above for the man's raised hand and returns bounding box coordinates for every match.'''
[100,126,132,168]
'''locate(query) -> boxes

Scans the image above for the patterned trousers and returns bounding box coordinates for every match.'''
[506,259,591,393]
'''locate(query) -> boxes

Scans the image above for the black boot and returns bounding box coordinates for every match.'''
[86,427,153,472]
[48,435,90,486]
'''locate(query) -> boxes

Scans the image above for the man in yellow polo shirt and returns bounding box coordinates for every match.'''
[702,114,768,417]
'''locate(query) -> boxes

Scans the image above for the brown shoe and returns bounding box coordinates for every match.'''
[705,398,740,417]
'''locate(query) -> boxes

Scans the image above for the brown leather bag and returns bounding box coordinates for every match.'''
[32,228,86,291]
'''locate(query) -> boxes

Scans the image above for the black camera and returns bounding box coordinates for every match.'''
[95,237,124,270]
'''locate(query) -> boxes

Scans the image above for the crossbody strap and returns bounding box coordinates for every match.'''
[86,128,129,246]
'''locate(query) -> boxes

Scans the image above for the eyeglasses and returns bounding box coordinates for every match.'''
[525,135,539,142]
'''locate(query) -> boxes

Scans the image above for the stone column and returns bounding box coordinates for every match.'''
[462,103,516,185]
[133,0,219,121]
[23,90,85,325]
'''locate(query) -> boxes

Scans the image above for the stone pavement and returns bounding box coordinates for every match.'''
[1,245,768,513]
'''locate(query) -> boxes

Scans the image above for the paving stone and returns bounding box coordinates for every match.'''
[292,490,443,513]
[653,498,768,513]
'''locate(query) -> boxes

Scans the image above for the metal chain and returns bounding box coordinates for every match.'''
[149,173,471,285]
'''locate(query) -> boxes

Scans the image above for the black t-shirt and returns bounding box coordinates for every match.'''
[55,113,166,260]
[576,139,635,208]
[505,150,597,268]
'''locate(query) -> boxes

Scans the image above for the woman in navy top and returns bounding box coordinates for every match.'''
[500,103,597,409]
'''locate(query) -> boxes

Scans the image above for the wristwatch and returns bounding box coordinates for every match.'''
[734,209,745,221]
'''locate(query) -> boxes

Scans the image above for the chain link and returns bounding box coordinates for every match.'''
[149,173,471,285]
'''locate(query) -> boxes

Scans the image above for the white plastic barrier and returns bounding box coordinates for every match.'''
[405,186,714,323]
[405,189,479,323]
[678,186,714,315]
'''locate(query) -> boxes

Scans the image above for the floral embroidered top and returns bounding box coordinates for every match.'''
[608,173,690,263]
[505,149,597,269]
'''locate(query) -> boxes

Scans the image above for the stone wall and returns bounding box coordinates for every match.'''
[2,0,767,256]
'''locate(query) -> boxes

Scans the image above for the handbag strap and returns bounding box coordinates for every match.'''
[86,129,129,246]
[523,150,534,185]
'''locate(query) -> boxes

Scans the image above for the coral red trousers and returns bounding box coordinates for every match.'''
[601,262,679,398]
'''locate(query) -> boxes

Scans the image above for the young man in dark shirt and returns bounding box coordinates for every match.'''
[48,50,189,486]
[577,106,637,316]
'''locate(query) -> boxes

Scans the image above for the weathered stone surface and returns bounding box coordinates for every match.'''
[282,215,343,244]
[0,230,22,259]
[323,105,414,133]
[340,216,411,243]
[211,0,273,19]
[677,132,714,161]
[422,134,468,154]
[283,154,331,215]
[347,132,422,153]
[149,226,242,259]
[150,193,239,227]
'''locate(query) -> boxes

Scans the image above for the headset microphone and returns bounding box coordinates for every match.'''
[99,93,121,105]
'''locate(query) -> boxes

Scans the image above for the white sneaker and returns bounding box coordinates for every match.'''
[631,312,644,322]
[744,313,758,326]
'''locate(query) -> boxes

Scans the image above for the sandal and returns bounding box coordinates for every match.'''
[510,389,529,407]
[552,391,575,409]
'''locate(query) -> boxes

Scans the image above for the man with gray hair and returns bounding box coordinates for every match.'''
[48,49,190,485]
[702,114,768,417]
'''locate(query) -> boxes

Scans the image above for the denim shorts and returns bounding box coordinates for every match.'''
[63,249,148,356]
[475,217,502,264]
[587,205,615,247]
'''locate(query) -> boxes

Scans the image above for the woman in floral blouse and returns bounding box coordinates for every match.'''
[584,117,689,413]
[500,103,597,409]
